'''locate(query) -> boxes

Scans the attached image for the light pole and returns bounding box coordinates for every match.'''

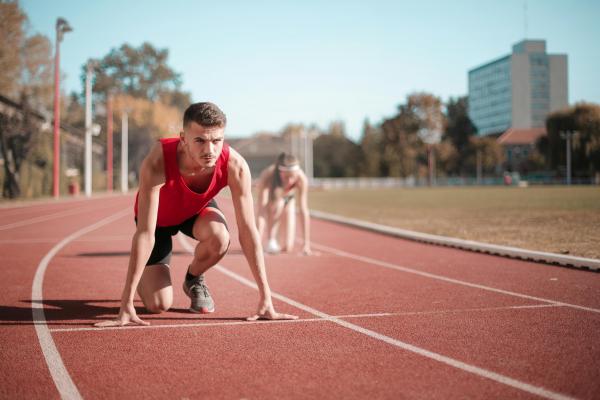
[84,61,102,197]
[106,93,113,192]
[560,130,578,185]
[121,109,130,193]
[52,17,72,198]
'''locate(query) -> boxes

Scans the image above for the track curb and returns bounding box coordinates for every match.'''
[310,209,600,272]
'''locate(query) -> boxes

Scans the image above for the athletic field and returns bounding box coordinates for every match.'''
[1,193,599,399]
[309,185,600,260]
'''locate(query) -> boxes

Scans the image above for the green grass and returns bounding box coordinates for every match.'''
[308,186,600,259]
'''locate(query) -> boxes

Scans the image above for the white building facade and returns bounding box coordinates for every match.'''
[468,40,568,136]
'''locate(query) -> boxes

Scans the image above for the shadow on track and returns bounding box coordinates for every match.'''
[0,300,247,326]
[73,251,188,258]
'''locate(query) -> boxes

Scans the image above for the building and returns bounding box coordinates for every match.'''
[497,127,546,173]
[468,40,568,136]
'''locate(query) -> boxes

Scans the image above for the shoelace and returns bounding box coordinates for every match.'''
[191,282,210,298]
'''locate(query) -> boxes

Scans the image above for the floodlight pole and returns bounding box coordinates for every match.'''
[560,130,577,185]
[303,128,313,185]
[52,18,72,198]
[106,94,113,192]
[84,61,93,197]
[121,111,129,193]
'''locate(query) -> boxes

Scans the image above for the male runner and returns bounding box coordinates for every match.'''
[96,102,297,327]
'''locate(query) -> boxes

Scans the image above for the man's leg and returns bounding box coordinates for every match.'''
[182,206,229,313]
[188,206,230,276]
[137,264,173,313]
[135,228,174,314]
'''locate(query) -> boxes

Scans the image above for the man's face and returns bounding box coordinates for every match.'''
[180,122,225,169]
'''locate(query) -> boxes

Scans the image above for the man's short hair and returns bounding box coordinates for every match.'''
[183,102,227,128]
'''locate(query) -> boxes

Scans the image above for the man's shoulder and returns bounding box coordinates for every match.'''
[143,141,166,175]
[227,147,248,171]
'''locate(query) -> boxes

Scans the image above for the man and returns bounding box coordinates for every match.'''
[255,153,312,255]
[96,102,297,327]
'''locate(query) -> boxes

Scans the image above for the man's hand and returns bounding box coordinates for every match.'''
[246,300,298,321]
[94,302,150,328]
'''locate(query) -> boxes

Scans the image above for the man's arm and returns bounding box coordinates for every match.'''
[228,149,297,320]
[296,173,311,255]
[254,167,272,242]
[95,143,164,327]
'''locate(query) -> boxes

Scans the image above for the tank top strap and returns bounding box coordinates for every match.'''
[218,143,230,183]
[160,138,180,181]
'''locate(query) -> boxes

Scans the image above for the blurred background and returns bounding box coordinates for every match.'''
[1,0,599,199]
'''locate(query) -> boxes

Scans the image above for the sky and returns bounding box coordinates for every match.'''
[20,0,600,141]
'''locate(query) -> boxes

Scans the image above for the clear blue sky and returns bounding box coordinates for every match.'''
[21,0,600,141]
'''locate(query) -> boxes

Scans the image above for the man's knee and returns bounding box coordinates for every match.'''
[144,298,172,314]
[199,225,230,258]
[211,227,230,256]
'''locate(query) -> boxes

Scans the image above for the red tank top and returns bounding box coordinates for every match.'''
[134,137,230,227]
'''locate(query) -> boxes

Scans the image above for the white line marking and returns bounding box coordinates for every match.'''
[313,242,600,314]
[32,209,131,400]
[310,209,600,270]
[51,317,325,332]
[335,303,562,319]
[0,203,117,231]
[177,235,576,400]
[50,304,562,334]
[0,236,130,244]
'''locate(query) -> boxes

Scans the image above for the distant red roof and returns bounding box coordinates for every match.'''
[497,127,546,145]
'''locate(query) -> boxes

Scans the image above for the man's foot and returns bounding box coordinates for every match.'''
[266,238,281,254]
[183,274,215,313]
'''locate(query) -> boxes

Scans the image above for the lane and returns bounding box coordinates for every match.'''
[215,198,600,399]
[3,193,598,399]
[309,217,600,309]
[46,228,539,400]
[0,195,133,399]
[353,308,600,399]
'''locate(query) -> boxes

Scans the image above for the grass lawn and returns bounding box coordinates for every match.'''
[308,185,600,260]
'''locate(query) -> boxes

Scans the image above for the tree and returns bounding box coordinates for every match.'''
[0,94,40,197]
[466,136,504,176]
[313,121,362,177]
[443,96,477,175]
[0,1,25,98]
[541,102,600,178]
[359,118,383,177]
[0,1,54,198]
[379,93,445,178]
[84,42,191,108]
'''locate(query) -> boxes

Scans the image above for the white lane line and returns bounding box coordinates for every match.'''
[314,242,600,314]
[177,235,575,400]
[0,236,132,244]
[50,304,563,334]
[336,304,563,319]
[32,208,131,400]
[51,317,326,332]
[0,203,117,231]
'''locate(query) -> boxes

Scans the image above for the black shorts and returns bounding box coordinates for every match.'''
[136,199,226,266]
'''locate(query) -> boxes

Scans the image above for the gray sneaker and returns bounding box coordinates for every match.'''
[183,274,215,313]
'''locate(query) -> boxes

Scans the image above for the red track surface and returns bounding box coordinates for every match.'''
[1,194,599,399]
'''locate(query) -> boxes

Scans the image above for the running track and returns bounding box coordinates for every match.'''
[0,194,599,399]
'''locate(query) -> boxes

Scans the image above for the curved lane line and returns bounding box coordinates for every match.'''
[177,234,576,400]
[32,208,131,400]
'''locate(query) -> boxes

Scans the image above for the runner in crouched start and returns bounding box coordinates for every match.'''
[95,102,297,327]
[255,153,312,255]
